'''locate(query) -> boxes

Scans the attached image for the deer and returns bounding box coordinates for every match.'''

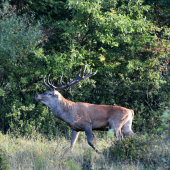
[35,66,135,154]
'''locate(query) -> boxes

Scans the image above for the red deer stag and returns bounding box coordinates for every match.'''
[35,66,135,154]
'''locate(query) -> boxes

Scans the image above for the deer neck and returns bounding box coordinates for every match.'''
[51,94,76,120]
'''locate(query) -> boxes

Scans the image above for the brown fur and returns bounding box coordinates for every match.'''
[35,90,135,154]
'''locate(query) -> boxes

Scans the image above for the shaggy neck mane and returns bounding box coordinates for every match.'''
[58,94,76,114]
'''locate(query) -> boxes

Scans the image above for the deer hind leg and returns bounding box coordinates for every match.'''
[84,126,101,154]
[109,121,123,139]
[122,119,135,137]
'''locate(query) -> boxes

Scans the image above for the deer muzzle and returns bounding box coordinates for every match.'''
[35,95,41,101]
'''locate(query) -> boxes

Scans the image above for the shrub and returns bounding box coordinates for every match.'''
[106,135,170,168]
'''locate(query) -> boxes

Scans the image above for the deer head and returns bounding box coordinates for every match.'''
[35,66,97,108]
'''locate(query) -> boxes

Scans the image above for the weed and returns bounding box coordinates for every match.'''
[0,132,169,169]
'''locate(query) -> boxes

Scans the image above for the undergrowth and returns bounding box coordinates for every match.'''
[0,131,169,170]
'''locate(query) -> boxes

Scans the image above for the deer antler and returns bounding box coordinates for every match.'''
[43,66,97,91]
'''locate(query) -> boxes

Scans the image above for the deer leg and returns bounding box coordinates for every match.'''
[109,121,123,139]
[71,130,80,150]
[84,127,101,154]
[122,120,135,137]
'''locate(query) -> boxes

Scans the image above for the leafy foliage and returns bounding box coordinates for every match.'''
[0,0,169,137]
[107,135,170,167]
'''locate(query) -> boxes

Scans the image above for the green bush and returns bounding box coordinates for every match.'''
[106,135,170,168]
[0,0,170,137]
[157,109,170,132]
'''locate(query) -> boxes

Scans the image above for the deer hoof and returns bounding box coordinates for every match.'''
[96,150,102,154]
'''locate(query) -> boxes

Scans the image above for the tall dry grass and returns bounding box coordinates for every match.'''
[0,131,169,170]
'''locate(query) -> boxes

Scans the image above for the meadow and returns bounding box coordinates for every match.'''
[0,131,169,170]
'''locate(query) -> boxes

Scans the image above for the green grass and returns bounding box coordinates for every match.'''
[0,131,169,170]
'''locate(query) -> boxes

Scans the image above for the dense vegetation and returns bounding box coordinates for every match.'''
[0,132,170,169]
[0,0,170,169]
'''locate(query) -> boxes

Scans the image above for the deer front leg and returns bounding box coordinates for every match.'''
[84,127,101,154]
[71,130,79,150]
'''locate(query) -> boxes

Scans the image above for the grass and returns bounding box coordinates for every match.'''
[0,131,169,170]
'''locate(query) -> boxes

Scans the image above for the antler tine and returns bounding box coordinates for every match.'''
[47,74,57,89]
[66,76,69,86]
[84,68,98,79]
[60,76,64,86]
[43,75,53,90]
[78,68,82,76]
[82,65,87,78]
[75,68,82,80]
[89,68,92,74]
[47,74,51,84]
